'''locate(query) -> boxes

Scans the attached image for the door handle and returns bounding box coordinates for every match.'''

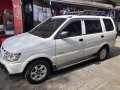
[79,39,83,42]
[101,35,104,38]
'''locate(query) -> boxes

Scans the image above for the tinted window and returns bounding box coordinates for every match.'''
[85,20,102,34]
[61,21,82,37]
[30,18,66,38]
[103,19,114,31]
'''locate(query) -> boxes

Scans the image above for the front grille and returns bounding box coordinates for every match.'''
[1,47,6,58]
[1,47,6,52]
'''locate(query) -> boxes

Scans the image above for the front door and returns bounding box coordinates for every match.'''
[55,19,85,67]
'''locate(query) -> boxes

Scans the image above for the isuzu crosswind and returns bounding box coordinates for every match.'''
[0,15,117,84]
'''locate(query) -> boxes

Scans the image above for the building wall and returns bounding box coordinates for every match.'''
[12,0,23,34]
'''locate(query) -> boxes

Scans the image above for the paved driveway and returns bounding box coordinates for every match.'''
[0,37,120,90]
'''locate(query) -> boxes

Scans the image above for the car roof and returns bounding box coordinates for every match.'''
[53,15,111,19]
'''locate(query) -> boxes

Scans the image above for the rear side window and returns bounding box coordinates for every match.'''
[84,19,102,34]
[103,19,114,31]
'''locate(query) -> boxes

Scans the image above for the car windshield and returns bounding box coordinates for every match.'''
[29,18,66,38]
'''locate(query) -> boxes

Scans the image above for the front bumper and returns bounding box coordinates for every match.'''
[0,53,28,74]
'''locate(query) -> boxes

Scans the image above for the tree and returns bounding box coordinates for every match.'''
[113,0,120,5]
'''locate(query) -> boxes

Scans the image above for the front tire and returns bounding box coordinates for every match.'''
[97,47,108,61]
[25,60,50,84]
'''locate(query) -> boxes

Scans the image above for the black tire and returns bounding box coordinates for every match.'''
[97,47,108,61]
[25,60,50,84]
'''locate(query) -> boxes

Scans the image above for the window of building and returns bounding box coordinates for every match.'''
[0,16,3,25]
[84,19,102,34]
[103,19,114,31]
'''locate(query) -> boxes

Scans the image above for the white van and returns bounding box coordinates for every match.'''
[0,15,117,84]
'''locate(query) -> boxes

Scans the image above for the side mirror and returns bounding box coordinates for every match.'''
[56,31,69,39]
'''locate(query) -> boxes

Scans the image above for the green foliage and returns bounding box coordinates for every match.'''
[113,0,120,5]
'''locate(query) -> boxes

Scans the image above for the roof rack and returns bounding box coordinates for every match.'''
[64,10,105,16]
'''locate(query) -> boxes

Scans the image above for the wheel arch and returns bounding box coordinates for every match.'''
[99,44,110,53]
[23,57,54,73]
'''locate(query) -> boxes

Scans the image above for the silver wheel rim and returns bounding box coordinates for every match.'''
[30,65,47,81]
[100,49,107,60]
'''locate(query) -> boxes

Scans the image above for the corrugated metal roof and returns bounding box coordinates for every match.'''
[48,0,120,10]
[114,6,120,10]
[50,0,113,9]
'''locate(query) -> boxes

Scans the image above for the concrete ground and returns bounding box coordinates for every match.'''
[0,37,120,90]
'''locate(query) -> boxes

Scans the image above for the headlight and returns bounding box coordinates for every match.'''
[4,51,21,62]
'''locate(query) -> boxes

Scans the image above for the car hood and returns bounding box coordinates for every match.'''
[2,33,47,53]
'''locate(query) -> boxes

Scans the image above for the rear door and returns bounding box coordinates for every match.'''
[83,18,103,56]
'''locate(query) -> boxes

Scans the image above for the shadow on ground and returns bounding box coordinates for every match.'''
[50,46,120,79]
[0,46,120,90]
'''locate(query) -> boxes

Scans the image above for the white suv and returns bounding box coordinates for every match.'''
[0,15,117,84]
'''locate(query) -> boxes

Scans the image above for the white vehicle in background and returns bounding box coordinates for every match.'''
[0,15,117,84]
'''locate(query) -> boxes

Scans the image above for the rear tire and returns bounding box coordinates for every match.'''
[25,60,50,84]
[97,47,108,61]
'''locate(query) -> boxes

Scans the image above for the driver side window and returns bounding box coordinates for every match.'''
[61,20,82,38]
